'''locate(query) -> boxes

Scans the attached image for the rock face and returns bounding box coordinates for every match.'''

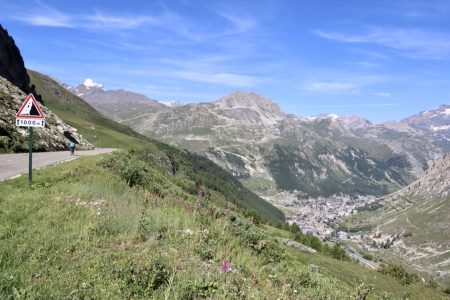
[0,75,93,152]
[76,82,449,198]
[350,154,450,281]
[0,24,41,102]
[381,153,450,203]
[84,91,420,198]
[300,113,446,178]
[214,92,284,125]
[69,79,164,120]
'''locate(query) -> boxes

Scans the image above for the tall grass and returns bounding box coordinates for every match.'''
[0,154,446,299]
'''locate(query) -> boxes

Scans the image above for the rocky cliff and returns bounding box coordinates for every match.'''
[0,75,93,152]
[0,24,41,102]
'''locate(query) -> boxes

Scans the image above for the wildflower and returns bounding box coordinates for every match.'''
[220,258,232,274]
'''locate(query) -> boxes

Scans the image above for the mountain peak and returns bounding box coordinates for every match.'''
[400,103,450,133]
[215,92,283,113]
[216,91,270,105]
[213,91,284,125]
[83,78,104,89]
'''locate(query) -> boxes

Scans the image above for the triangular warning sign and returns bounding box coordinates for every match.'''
[16,94,45,119]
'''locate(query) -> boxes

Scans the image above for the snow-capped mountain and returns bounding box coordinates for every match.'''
[69,78,105,97]
[103,91,423,198]
[82,78,103,89]
[403,104,450,132]
[298,109,449,176]
[158,100,183,107]
[69,79,164,120]
[382,104,450,156]
[382,104,450,133]
[66,81,450,198]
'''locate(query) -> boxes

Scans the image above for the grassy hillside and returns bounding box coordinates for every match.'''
[28,70,148,149]
[27,69,283,224]
[1,153,447,299]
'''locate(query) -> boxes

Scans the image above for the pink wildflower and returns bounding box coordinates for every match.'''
[220,258,232,274]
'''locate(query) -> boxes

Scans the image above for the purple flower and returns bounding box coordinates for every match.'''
[220,258,232,274]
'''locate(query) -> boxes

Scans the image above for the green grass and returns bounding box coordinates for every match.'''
[240,177,278,195]
[291,249,447,299]
[0,154,447,299]
[336,136,394,161]
[27,69,284,226]
[28,70,149,149]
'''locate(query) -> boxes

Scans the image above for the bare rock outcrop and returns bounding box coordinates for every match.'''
[0,24,42,103]
[0,75,93,152]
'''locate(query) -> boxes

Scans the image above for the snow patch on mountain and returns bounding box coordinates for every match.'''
[440,108,450,116]
[431,125,450,131]
[159,100,183,107]
[83,78,104,89]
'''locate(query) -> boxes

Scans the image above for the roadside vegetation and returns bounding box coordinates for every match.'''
[1,151,447,299]
[15,69,447,298]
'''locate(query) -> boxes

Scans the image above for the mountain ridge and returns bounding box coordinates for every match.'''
[77,88,438,198]
[343,153,450,282]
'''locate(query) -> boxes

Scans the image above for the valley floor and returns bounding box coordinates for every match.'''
[264,192,376,239]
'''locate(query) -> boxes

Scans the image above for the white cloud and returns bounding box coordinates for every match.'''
[374,91,391,97]
[85,13,158,30]
[12,3,169,31]
[313,27,450,60]
[14,1,74,28]
[22,15,73,27]
[305,103,400,108]
[11,0,262,47]
[304,80,357,91]
[218,12,258,34]
[174,70,263,87]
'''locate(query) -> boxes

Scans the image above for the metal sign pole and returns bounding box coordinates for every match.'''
[15,94,45,186]
[29,127,32,186]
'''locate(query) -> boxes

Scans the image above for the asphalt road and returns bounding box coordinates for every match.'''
[0,148,115,181]
[345,245,379,270]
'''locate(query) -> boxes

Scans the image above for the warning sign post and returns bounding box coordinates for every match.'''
[16,94,46,185]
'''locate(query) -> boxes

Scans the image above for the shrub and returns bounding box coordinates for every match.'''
[328,243,348,261]
[362,254,374,261]
[378,263,419,285]
[114,256,172,297]
[443,284,450,295]
[426,278,439,289]
[355,280,374,300]
[138,215,168,242]
[177,279,218,299]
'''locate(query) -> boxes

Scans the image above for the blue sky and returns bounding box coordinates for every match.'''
[1,0,450,122]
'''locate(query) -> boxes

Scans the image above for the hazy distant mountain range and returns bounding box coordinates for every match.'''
[73,80,450,198]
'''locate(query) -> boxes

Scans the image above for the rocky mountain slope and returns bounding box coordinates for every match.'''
[384,104,450,158]
[345,154,450,281]
[298,113,446,177]
[79,90,425,198]
[0,25,41,102]
[69,79,164,121]
[0,24,92,152]
[0,75,93,152]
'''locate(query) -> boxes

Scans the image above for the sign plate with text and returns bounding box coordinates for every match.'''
[16,94,45,128]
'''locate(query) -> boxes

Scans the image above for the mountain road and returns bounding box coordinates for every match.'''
[0,148,116,181]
